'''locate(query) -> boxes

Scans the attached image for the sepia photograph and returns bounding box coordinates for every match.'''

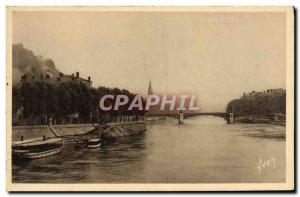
[6,6,294,191]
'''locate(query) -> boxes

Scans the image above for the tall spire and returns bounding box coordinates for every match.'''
[148,80,153,95]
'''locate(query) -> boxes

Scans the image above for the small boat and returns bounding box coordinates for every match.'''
[87,138,101,148]
[12,137,63,159]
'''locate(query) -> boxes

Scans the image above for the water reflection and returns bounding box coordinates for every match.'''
[12,116,285,183]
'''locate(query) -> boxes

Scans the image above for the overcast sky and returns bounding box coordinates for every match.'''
[12,11,287,112]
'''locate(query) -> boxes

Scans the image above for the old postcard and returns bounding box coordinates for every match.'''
[6,6,294,191]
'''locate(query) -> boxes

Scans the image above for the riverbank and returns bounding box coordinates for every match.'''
[234,116,285,126]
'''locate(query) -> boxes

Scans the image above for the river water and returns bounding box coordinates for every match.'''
[12,116,285,183]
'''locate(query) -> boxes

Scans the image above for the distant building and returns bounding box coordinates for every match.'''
[21,71,92,88]
[242,88,286,98]
[57,72,92,88]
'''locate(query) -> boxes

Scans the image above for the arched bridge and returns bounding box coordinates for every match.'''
[145,112,285,124]
[146,112,227,118]
[146,112,229,120]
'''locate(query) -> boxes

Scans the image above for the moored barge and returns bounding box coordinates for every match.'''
[99,121,147,139]
[12,137,63,159]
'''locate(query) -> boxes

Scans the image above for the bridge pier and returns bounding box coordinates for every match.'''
[227,113,234,124]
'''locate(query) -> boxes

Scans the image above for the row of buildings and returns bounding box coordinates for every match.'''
[242,88,286,97]
[20,71,92,88]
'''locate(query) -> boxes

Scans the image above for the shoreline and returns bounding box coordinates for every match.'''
[233,116,286,126]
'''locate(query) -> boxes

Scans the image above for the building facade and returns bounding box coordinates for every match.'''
[21,71,92,88]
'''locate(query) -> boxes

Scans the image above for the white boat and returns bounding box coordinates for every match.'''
[87,138,101,148]
[12,137,63,159]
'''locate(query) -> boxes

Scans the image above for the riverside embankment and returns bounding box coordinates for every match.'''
[12,121,147,142]
[233,115,286,126]
[12,124,95,141]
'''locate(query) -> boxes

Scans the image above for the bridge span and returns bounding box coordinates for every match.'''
[146,112,228,118]
[145,112,232,123]
[145,112,285,124]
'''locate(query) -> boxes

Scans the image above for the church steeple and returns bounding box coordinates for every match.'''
[148,80,153,95]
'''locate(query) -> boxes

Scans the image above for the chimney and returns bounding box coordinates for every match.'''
[76,72,79,78]
[88,76,91,81]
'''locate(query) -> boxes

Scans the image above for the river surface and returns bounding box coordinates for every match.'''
[12,116,286,183]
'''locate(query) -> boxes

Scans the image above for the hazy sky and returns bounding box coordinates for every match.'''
[12,11,287,111]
